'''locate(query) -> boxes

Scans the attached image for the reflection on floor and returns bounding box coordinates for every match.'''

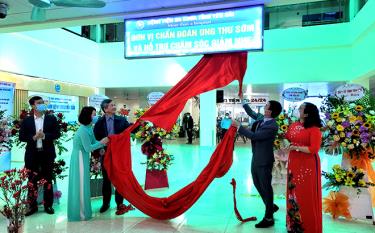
[1,139,374,233]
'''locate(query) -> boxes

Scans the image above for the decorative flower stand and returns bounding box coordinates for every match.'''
[339,186,374,222]
[145,169,169,190]
[272,149,288,196]
[340,154,374,223]
[90,178,114,197]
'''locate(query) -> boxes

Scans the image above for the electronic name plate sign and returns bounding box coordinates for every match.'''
[125,5,263,58]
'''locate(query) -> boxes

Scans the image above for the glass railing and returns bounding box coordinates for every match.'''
[265,0,349,29]
[67,0,368,43]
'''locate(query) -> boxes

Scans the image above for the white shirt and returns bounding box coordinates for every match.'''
[34,114,45,149]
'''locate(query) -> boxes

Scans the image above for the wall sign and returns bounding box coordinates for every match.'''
[248,95,269,106]
[29,91,79,123]
[0,81,15,117]
[147,92,164,105]
[335,84,365,102]
[282,87,308,102]
[89,95,108,109]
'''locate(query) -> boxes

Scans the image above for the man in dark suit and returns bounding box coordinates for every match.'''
[94,99,132,215]
[184,112,194,144]
[19,96,61,216]
[233,96,282,228]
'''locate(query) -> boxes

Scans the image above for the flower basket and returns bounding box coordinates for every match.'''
[90,178,103,198]
[339,186,374,221]
[90,178,114,197]
[144,169,169,190]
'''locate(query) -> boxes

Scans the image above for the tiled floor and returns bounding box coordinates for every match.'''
[1,139,374,233]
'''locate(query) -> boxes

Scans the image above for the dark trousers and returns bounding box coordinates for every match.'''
[220,128,228,139]
[102,164,123,207]
[187,128,193,143]
[25,151,54,208]
[251,164,274,219]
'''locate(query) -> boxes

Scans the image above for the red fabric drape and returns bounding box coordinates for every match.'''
[104,53,247,220]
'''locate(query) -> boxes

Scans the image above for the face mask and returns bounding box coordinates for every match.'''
[92,115,99,124]
[36,104,47,112]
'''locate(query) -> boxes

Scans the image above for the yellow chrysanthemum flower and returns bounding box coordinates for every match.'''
[281,125,288,131]
[334,135,340,141]
[335,118,343,123]
[336,125,344,131]
[345,178,355,186]
[349,116,357,123]
[333,164,341,170]
[339,132,345,138]
[279,115,285,120]
[341,142,347,147]
[358,180,366,187]
[356,116,363,121]
[274,140,281,146]
[355,105,363,111]
[332,113,339,119]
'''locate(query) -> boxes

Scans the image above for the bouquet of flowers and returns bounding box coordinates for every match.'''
[274,108,298,150]
[0,110,13,153]
[322,164,375,194]
[133,108,149,120]
[140,134,174,171]
[321,91,375,159]
[0,168,46,233]
[133,107,177,171]
[52,159,68,182]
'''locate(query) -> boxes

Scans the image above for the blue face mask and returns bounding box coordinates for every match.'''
[92,115,99,124]
[36,104,47,112]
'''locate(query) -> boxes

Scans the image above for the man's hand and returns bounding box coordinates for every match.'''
[33,130,45,140]
[239,93,244,104]
[232,120,241,128]
[37,129,45,139]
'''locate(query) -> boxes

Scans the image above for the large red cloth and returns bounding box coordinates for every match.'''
[104,53,247,219]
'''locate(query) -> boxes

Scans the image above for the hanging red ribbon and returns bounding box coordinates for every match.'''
[104,53,247,219]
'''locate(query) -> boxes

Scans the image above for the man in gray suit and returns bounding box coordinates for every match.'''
[233,96,282,228]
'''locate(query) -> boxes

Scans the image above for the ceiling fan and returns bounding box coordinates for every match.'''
[28,0,106,21]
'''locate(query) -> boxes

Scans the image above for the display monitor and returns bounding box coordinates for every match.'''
[125,5,264,58]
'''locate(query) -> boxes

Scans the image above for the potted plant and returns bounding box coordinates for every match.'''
[0,168,46,233]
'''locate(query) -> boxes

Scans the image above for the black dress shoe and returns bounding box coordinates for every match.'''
[44,207,54,215]
[25,207,38,216]
[100,204,110,213]
[273,204,279,213]
[255,218,274,228]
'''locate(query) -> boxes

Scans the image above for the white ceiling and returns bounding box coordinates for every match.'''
[0,0,324,33]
